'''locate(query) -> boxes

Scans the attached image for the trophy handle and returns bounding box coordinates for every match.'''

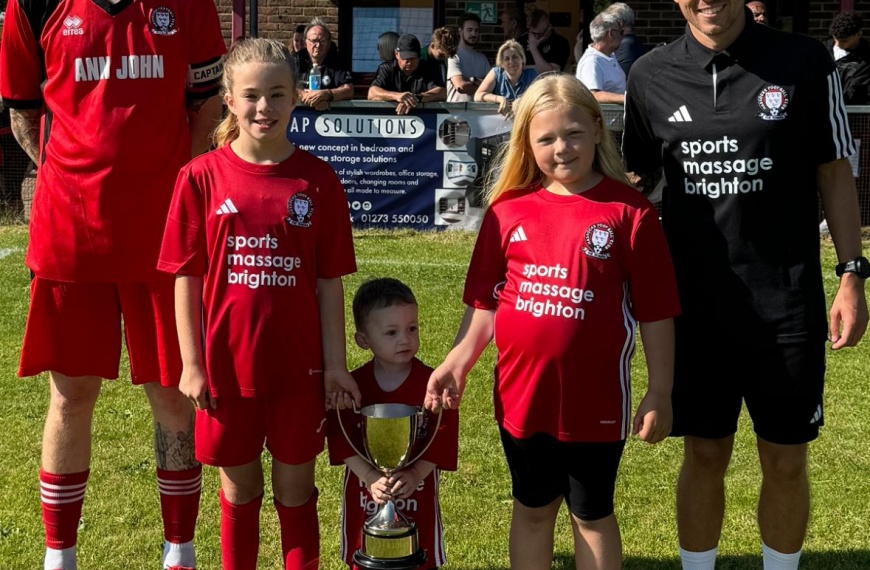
[405,407,442,466]
[336,401,377,469]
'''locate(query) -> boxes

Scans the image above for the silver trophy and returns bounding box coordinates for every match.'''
[338,403,441,570]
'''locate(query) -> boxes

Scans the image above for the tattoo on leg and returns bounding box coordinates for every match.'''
[154,420,198,470]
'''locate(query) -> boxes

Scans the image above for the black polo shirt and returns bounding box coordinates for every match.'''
[370,59,443,95]
[623,12,855,341]
[517,30,570,71]
[294,48,353,90]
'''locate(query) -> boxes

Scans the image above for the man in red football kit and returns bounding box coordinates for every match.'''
[0,1,226,569]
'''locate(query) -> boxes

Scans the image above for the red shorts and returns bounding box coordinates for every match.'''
[195,389,327,467]
[20,277,182,385]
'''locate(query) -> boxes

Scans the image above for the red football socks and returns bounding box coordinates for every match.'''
[157,465,202,543]
[220,490,263,570]
[40,469,89,550]
[275,489,320,570]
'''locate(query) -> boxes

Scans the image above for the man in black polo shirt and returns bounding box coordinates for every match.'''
[517,9,570,73]
[368,34,445,115]
[623,2,867,569]
[294,18,353,111]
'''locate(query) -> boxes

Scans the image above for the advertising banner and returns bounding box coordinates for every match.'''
[288,105,511,231]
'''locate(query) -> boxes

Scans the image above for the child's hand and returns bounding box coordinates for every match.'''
[424,365,465,411]
[632,391,672,444]
[325,369,362,410]
[367,474,392,505]
[388,467,423,500]
[179,365,213,411]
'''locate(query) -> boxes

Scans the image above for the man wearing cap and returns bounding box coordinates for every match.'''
[447,13,492,102]
[294,17,354,111]
[368,33,445,115]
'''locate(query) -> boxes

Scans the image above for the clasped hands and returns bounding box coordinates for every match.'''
[395,91,420,115]
[364,466,423,504]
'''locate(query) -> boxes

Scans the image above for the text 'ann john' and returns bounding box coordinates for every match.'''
[74,55,164,82]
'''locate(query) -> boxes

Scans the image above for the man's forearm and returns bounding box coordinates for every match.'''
[187,95,223,157]
[420,87,446,102]
[818,158,863,261]
[10,108,41,164]
[331,82,354,102]
[368,85,400,102]
[592,90,625,105]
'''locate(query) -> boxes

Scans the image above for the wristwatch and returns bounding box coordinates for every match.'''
[835,256,870,278]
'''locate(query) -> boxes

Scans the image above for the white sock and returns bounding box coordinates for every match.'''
[44,546,76,570]
[680,546,717,570]
[162,540,195,569]
[762,542,801,570]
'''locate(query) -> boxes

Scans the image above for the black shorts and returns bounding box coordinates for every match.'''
[498,428,626,521]
[671,324,826,445]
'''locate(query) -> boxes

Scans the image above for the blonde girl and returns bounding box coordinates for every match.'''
[425,73,680,570]
[159,38,359,570]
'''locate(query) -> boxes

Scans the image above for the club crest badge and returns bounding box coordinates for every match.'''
[286,193,314,227]
[149,7,177,36]
[757,85,789,121]
[582,223,614,259]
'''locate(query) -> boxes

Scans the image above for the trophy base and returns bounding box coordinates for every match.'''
[352,549,427,570]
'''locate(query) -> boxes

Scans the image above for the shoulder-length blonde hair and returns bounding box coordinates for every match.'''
[496,39,525,67]
[213,38,296,148]
[485,73,629,205]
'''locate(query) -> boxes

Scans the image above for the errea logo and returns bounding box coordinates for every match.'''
[63,15,84,36]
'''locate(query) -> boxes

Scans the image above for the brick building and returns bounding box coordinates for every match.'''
[215,0,862,74]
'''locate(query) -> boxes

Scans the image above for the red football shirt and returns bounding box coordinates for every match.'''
[463,179,680,442]
[158,145,357,397]
[327,358,458,568]
[0,0,226,281]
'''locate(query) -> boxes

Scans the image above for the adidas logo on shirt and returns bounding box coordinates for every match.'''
[216,198,239,215]
[509,226,528,243]
[667,105,692,122]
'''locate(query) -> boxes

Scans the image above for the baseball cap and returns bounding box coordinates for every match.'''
[396,34,422,59]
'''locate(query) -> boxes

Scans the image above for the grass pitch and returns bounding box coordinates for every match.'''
[0,226,868,569]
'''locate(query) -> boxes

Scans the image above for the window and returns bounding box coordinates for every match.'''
[346,1,435,73]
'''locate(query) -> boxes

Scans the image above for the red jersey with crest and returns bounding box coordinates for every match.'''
[327,358,458,568]
[0,0,226,281]
[157,145,356,398]
[463,179,680,442]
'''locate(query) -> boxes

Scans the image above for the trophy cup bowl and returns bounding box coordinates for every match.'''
[338,403,441,570]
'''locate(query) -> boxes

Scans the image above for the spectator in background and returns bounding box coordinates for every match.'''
[447,13,491,102]
[517,10,571,73]
[575,12,626,104]
[500,8,527,40]
[423,27,459,86]
[295,17,353,111]
[571,31,585,74]
[606,2,648,77]
[474,40,538,117]
[378,31,400,64]
[827,11,870,105]
[0,96,32,216]
[368,34,445,115]
[746,1,768,25]
[289,24,306,53]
